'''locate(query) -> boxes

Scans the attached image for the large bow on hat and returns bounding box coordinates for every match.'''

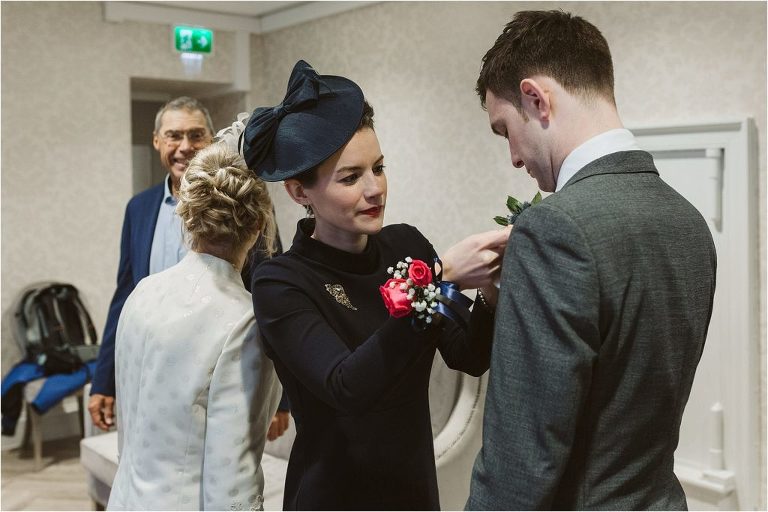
[242,60,321,171]
[240,60,365,182]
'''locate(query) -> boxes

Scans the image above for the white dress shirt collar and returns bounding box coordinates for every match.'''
[555,128,642,192]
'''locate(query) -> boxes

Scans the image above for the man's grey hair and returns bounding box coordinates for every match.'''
[154,96,214,135]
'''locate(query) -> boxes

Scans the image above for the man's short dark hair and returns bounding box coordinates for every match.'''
[477,10,615,110]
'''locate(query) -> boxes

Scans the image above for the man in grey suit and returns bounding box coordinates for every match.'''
[466,10,716,510]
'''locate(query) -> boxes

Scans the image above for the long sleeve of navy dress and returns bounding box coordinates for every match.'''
[251,219,494,511]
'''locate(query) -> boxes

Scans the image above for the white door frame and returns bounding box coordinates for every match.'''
[633,119,760,510]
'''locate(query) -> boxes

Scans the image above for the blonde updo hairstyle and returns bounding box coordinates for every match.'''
[176,143,276,259]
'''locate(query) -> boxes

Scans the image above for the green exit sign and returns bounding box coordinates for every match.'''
[174,26,213,54]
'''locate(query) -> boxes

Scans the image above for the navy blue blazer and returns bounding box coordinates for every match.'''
[91,183,164,396]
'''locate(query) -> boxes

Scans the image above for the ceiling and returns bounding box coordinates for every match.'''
[108,1,376,34]
[150,1,307,18]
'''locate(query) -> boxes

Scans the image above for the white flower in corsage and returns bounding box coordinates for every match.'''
[494,191,542,226]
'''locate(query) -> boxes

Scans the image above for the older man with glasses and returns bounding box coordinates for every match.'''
[88,97,290,440]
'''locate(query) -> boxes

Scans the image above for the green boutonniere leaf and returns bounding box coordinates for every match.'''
[506,196,523,214]
[494,192,543,226]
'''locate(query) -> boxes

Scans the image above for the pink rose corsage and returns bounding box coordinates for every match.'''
[380,256,475,331]
[379,257,440,325]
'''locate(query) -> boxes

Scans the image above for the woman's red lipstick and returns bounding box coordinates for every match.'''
[360,206,382,217]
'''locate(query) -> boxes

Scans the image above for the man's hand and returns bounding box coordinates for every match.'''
[441,227,512,290]
[88,393,115,431]
[267,411,290,441]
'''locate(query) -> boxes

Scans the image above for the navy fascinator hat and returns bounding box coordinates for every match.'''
[242,60,365,182]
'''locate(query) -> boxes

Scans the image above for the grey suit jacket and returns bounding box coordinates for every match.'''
[467,151,716,510]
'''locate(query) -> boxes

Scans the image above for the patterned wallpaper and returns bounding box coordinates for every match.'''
[1,1,240,372]
[2,1,765,504]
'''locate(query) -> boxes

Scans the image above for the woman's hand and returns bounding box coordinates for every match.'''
[441,227,512,290]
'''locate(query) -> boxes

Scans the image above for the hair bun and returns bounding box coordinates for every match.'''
[176,143,276,255]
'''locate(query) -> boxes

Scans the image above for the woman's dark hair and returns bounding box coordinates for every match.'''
[295,100,375,188]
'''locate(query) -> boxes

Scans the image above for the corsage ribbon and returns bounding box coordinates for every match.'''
[432,256,473,330]
[435,281,473,330]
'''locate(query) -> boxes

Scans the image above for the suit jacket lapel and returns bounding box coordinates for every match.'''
[134,183,165,282]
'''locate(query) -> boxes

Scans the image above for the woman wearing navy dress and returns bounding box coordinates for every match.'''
[246,61,509,511]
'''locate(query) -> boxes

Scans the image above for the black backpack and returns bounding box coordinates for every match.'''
[14,283,100,375]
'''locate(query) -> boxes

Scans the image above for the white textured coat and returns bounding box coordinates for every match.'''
[108,251,281,511]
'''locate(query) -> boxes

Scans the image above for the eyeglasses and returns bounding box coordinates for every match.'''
[160,129,210,146]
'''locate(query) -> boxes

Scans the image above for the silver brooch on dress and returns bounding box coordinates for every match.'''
[325,284,357,310]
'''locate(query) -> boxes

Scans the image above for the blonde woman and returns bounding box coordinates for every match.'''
[108,144,282,511]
